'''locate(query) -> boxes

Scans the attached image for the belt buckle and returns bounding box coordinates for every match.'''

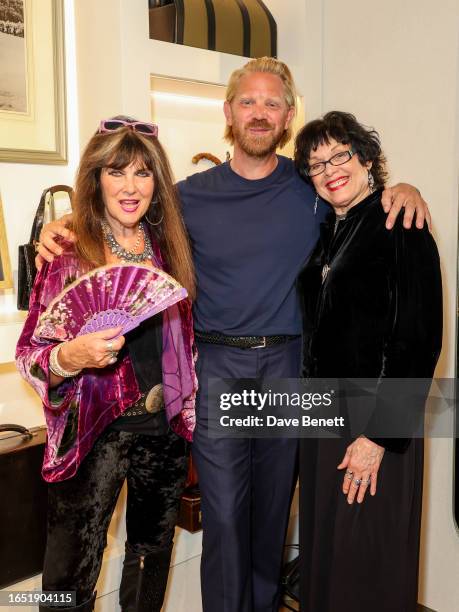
[250,336,267,349]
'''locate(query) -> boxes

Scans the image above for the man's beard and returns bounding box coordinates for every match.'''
[232,120,285,158]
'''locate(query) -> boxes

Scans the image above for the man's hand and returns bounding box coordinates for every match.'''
[382,183,431,230]
[35,213,75,269]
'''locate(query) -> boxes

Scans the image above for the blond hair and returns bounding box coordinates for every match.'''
[224,57,297,149]
[71,126,196,299]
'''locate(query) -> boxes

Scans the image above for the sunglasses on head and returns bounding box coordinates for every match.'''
[98,119,158,137]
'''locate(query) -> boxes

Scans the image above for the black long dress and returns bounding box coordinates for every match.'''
[298,190,442,612]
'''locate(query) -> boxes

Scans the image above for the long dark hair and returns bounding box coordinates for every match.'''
[71,124,196,299]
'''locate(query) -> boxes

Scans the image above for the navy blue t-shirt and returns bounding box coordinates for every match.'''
[178,155,329,336]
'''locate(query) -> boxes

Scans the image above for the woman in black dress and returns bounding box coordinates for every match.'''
[294,111,442,612]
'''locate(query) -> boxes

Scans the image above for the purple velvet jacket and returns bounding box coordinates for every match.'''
[16,244,197,483]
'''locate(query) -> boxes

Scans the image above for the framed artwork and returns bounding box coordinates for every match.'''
[0,193,12,290]
[0,0,66,164]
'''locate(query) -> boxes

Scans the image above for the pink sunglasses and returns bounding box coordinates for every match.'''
[98,119,158,137]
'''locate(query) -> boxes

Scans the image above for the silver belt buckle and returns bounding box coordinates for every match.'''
[250,336,267,349]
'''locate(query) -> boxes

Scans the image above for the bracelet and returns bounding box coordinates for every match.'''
[49,344,82,378]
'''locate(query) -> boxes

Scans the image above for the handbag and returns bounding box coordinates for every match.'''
[17,185,73,311]
[0,424,48,588]
[149,0,277,58]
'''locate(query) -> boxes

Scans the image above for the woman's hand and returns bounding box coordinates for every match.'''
[57,327,125,371]
[35,214,76,269]
[337,436,385,504]
[382,183,431,230]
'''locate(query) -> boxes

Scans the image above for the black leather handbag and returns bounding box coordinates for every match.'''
[0,424,48,588]
[17,185,72,311]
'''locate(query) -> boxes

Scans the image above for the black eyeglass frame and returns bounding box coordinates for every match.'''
[306,148,355,177]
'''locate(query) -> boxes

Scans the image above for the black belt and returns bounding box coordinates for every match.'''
[195,331,300,349]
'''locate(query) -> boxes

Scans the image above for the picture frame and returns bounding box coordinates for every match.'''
[0,193,13,290]
[0,0,67,164]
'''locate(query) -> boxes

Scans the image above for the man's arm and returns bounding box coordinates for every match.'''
[35,213,75,268]
[381,183,431,230]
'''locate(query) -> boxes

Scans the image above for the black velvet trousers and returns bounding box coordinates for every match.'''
[42,427,188,605]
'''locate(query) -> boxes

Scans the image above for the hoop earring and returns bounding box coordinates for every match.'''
[368,171,375,193]
[145,199,164,226]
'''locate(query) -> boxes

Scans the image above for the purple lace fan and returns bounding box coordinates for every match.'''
[36,264,188,341]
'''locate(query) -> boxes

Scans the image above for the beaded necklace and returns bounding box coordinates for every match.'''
[101,219,154,263]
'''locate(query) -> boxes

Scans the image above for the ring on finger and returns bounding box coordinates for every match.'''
[345,473,353,480]
[361,478,371,486]
[345,469,354,476]
[353,478,362,486]
[108,356,117,365]
[106,340,114,352]
[34,241,41,253]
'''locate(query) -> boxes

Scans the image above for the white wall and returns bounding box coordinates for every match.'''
[304,1,459,610]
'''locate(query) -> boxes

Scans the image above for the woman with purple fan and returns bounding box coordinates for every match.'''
[16,117,197,612]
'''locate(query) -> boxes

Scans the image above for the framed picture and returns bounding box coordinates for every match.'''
[0,193,12,290]
[0,0,66,164]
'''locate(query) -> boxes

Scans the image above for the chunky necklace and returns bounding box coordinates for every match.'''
[101,219,154,263]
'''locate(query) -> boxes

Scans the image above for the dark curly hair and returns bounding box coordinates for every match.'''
[294,111,388,189]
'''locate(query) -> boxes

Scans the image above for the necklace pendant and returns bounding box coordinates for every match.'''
[321,264,330,283]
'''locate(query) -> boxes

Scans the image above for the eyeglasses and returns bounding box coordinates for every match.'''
[306,149,354,177]
[98,119,159,137]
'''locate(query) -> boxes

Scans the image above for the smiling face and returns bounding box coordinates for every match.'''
[224,72,295,158]
[100,159,154,234]
[309,138,372,213]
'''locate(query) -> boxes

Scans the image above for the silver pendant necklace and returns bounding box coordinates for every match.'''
[101,219,154,263]
[322,214,347,284]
